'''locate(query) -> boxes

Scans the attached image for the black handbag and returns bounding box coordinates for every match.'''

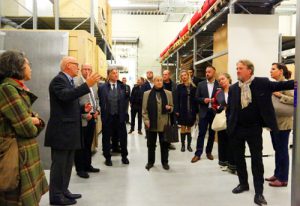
[163,114,179,143]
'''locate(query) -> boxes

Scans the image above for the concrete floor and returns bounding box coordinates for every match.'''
[40,127,291,206]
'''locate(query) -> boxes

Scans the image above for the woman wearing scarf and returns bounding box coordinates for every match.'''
[265,63,294,187]
[142,76,173,171]
[0,51,48,205]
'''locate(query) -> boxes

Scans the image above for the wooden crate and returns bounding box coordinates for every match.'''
[59,0,99,23]
[95,45,108,78]
[68,30,96,70]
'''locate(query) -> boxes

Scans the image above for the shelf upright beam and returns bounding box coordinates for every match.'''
[90,0,95,36]
[291,0,300,205]
[32,0,38,29]
[176,51,180,82]
[193,37,197,71]
[54,0,59,30]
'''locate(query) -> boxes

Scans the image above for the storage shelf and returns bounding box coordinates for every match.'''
[161,0,284,65]
[5,16,114,60]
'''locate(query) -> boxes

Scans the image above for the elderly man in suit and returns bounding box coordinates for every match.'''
[191,66,219,163]
[98,69,129,166]
[226,60,294,206]
[45,57,100,205]
[74,64,100,179]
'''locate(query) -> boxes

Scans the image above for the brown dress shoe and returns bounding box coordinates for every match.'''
[265,176,277,182]
[206,153,214,160]
[269,180,288,187]
[191,156,201,163]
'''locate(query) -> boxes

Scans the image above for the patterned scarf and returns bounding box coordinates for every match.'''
[238,75,255,109]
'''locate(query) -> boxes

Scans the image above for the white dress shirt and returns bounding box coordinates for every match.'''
[207,80,215,108]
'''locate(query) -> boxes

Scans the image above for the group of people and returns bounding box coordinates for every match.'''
[0,50,294,206]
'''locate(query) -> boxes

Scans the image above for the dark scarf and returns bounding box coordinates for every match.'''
[147,87,168,130]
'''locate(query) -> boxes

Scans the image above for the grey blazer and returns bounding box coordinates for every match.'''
[75,76,100,127]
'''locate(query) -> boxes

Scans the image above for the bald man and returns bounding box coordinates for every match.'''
[45,57,100,205]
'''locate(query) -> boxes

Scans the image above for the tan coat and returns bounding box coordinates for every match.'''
[142,89,173,132]
[273,77,294,130]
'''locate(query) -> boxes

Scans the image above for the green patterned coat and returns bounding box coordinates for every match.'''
[0,78,48,206]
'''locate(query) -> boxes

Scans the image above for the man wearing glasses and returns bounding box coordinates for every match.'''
[45,57,100,205]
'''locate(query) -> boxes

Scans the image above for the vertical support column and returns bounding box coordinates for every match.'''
[291,1,300,205]
[278,34,282,63]
[32,0,37,29]
[54,0,59,30]
[230,0,235,14]
[193,37,197,73]
[176,51,180,82]
[90,0,95,36]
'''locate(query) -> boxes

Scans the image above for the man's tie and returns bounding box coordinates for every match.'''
[70,79,75,88]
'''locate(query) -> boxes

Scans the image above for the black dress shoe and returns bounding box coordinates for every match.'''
[162,164,170,170]
[254,194,267,205]
[138,130,143,135]
[105,159,113,166]
[122,158,130,164]
[50,196,77,205]
[128,130,134,134]
[87,166,100,173]
[77,171,89,178]
[232,184,249,194]
[64,190,82,199]
[145,163,153,171]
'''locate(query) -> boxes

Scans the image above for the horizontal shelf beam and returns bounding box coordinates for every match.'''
[194,49,228,66]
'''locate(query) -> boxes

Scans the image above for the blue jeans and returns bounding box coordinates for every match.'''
[270,130,291,182]
[195,109,216,157]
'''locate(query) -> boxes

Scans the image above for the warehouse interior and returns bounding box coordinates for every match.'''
[0,0,300,205]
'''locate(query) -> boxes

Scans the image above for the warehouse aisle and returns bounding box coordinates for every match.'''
[40,126,291,206]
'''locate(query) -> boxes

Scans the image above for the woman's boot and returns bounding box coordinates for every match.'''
[187,133,193,152]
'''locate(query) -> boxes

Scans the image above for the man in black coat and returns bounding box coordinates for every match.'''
[98,69,129,166]
[45,56,100,205]
[122,77,131,124]
[129,77,144,134]
[192,66,219,163]
[163,69,177,150]
[226,60,294,206]
[142,70,154,92]
[188,68,202,87]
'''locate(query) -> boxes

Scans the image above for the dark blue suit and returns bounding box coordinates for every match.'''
[194,80,219,157]
[45,72,90,201]
[226,77,294,195]
[98,81,128,160]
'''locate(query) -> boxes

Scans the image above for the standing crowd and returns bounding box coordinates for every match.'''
[0,50,294,206]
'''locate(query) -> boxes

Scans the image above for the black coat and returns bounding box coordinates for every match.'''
[98,81,127,123]
[226,77,294,136]
[195,80,219,118]
[175,84,197,126]
[130,85,143,110]
[142,80,152,93]
[45,72,90,150]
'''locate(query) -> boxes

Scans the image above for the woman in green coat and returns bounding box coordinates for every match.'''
[0,51,48,206]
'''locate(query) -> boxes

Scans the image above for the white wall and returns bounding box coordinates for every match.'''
[112,14,190,78]
[228,14,279,83]
[279,14,297,36]
[228,14,280,155]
